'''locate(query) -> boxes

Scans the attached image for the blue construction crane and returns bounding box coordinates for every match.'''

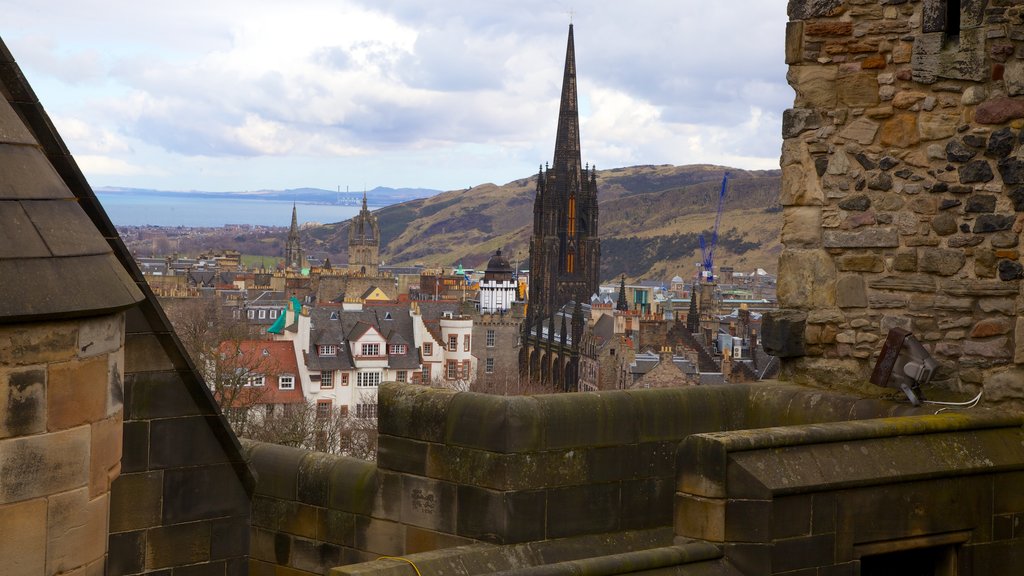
[699,174,728,283]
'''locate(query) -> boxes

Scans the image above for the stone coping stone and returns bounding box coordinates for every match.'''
[329,529,727,576]
[680,412,1024,498]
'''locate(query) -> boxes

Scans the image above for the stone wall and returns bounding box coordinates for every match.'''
[676,411,1024,574]
[777,0,1024,392]
[0,313,125,576]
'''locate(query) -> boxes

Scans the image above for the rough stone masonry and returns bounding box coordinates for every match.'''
[775,0,1024,397]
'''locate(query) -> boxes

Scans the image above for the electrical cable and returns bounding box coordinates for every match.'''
[922,390,984,414]
[378,556,424,576]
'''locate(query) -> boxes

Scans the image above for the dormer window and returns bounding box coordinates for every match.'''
[389,344,406,355]
[318,345,337,356]
[361,343,380,356]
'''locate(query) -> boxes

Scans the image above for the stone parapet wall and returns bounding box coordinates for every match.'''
[778,0,1024,391]
[0,313,125,576]
[675,411,1024,574]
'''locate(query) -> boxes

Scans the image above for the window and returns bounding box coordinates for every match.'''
[485,358,494,374]
[316,400,332,419]
[356,403,377,419]
[389,344,406,355]
[270,310,277,319]
[424,343,433,356]
[265,404,275,417]
[396,370,407,383]
[449,335,458,351]
[338,405,349,417]
[422,364,431,382]
[248,375,265,387]
[318,344,337,356]
[357,371,381,387]
[259,309,266,319]
[361,343,380,356]
[279,375,295,390]
[464,335,471,351]
[462,361,470,380]
[486,329,495,348]
[247,310,255,319]
[321,371,334,388]
[447,361,457,380]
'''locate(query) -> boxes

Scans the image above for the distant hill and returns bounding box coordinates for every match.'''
[303,164,782,282]
[96,185,441,206]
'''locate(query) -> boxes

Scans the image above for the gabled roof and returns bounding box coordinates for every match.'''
[219,340,305,405]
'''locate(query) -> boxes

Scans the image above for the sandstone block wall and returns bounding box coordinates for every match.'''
[780,0,1024,391]
[0,313,125,576]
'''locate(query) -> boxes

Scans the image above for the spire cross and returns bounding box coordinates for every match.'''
[567,9,574,24]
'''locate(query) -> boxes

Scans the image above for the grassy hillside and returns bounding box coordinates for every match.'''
[303,164,782,282]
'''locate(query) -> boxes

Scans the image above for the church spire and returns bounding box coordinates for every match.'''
[285,202,303,270]
[553,24,581,174]
[362,190,368,211]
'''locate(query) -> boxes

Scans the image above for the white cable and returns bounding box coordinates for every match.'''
[923,390,983,414]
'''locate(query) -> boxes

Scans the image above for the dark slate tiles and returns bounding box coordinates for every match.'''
[0,143,73,199]
[21,199,111,256]
[0,93,36,145]
[0,201,49,258]
[0,253,142,321]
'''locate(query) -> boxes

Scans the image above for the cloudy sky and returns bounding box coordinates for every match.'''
[4,0,791,193]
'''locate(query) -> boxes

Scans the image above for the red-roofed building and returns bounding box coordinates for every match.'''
[216,340,305,418]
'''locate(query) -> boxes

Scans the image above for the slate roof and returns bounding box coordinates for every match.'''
[220,340,305,405]
[0,58,142,322]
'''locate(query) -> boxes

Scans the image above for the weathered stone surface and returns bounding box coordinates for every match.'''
[947,234,985,248]
[47,355,109,432]
[976,249,998,278]
[788,0,843,20]
[959,160,994,184]
[946,140,977,163]
[867,173,893,191]
[760,310,807,358]
[909,197,936,215]
[992,232,1019,249]
[0,426,89,504]
[837,253,884,272]
[1005,59,1024,96]
[879,114,919,147]
[839,118,879,144]
[789,67,838,108]
[0,322,77,367]
[838,72,879,107]
[878,156,899,171]
[46,487,108,575]
[965,195,997,213]
[976,97,1024,124]
[892,90,927,109]
[938,199,961,211]
[919,249,966,276]
[974,214,1016,233]
[1008,186,1024,211]
[986,128,1016,159]
[893,251,917,272]
[971,319,1012,338]
[823,229,899,248]
[998,260,1024,280]
[838,195,870,211]
[785,21,804,65]
[0,367,45,439]
[782,163,826,206]
[805,21,853,36]
[918,112,959,140]
[778,250,836,309]
[963,337,1012,359]
[941,279,1020,296]
[782,206,822,247]
[0,498,46,574]
[782,108,822,138]
[836,275,868,308]
[826,149,850,175]
[854,152,877,170]
[998,157,1024,184]
[868,275,936,292]
[842,211,876,229]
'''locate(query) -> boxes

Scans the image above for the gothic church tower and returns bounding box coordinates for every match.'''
[285,203,303,270]
[348,192,381,276]
[528,24,600,322]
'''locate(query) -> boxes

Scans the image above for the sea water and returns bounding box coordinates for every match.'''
[97,193,363,227]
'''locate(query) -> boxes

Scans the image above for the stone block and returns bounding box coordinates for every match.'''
[772,495,812,539]
[354,516,405,556]
[918,112,959,140]
[77,313,123,359]
[837,253,884,272]
[318,508,355,547]
[839,118,879,145]
[121,420,149,473]
[124,371,208,421]
[326,453,378,515]
[210,516,249,561]
[879,114,919,147]
[277,501,320,540]
[785,22,804,64]
[778,249,836,309]
[0,426,89,504]
[837,72,879,107]
[823,229,899,248]
[47,354,108,431]
[620,478,672,529]
[90,412,122,497]
[919,249,967,276]
[836,275,867,308]
[772,534,835,572]
[162,464,250,524]
[149,415,230,470]
[782,108,821,138]
[675,492,725,543]
[0,320,77,367]
[1017,318,1024,364]
[296,451,334,508]
[0,498,46,575]
[377,383,456,444]
[724,499,772,542]
[782,206,822,247]
[145,521,212,570]
[546,483,621,539]
[399,475,456,533]
[377,435,429,476]
[537,392,638,450]
[107,530,145,576]
[46,488,108,576]
[404,526,473,555]
[110,471,163,533]
[0,366,45,439]
[788,66,837,109]
[760,310,807,358]
[123,333,178,374]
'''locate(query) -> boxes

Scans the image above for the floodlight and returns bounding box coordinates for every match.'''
[869,328,938,406]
